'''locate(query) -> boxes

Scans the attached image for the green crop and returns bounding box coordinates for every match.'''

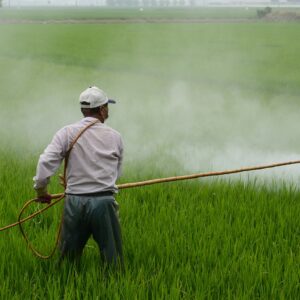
[0,7,300,299]
[1,154,300,299]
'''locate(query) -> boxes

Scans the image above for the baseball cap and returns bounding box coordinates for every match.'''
[79,86,116,108]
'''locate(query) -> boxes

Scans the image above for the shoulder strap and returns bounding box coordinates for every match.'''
[60,119,100,189]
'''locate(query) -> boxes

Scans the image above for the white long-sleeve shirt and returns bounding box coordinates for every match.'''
[33,117,123,194]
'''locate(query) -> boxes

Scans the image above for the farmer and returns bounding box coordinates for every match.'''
[33,86,124,267]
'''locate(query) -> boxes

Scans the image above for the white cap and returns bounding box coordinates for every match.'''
[79,86,116,108]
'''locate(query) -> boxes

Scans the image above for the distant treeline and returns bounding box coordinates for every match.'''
[106,0,300,6]
[106,0,198,6]
[256,7,272,18]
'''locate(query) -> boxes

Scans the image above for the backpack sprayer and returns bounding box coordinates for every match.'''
[1,119,300,259]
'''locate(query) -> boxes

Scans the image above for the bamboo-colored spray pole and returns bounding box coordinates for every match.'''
[116,160,300,189]
[47,159,300,197]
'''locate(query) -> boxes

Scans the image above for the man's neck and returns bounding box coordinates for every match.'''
[85,114,104,123]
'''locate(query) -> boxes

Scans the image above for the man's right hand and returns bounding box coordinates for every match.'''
[35,194,52,204]
[35,186,52,204]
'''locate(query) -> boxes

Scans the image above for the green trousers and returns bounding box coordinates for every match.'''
[59,194,123,266]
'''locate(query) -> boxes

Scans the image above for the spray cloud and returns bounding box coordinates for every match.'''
[0,18,299,185]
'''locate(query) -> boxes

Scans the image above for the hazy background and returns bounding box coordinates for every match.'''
[2,0,299,7]
[0,10,299,184]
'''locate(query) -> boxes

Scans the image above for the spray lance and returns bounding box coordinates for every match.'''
[1,119,300,258]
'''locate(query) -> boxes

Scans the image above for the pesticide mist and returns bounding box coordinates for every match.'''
[0,21,299,184]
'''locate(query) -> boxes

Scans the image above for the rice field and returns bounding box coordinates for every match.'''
[0,7,300,299]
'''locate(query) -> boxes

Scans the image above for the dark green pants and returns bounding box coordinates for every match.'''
[59,194,123,266]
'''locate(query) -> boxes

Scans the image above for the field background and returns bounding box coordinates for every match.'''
[0,6,300,21]
[0,7,300,299]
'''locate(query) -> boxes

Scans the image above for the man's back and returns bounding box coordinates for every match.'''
[62,117,123,194]
[34,117,123,194]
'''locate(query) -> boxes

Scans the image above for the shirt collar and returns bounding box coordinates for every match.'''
[82,116,104,126]
[83,116,99,122]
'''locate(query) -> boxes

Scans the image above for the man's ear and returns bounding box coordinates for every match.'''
[98,106,105,122]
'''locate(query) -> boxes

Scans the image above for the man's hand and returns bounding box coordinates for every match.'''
[35,187,52,204]
[35,194,52,204]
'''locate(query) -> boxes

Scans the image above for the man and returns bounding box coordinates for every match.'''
[33,86,124,267]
